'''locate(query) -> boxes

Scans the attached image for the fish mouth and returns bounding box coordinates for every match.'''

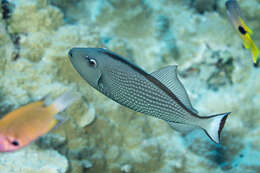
[0,135,9,152]
[68,48,74,59]
[68,48,79,70]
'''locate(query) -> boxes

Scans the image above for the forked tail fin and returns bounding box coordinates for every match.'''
[201,112,231,144]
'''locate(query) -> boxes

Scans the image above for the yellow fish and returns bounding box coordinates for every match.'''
[226,0,260,64]
[0,91,79,152]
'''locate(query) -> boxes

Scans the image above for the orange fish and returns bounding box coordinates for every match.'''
[0,91,79,152]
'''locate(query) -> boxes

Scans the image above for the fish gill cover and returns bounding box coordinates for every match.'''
[0,0,259,172]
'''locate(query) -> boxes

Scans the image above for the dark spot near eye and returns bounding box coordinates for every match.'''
[11,140,19,146]
[238,26,247,35]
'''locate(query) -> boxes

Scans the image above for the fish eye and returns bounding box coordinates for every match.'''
[11,140,19,146]
[85,56,97,68]
[84,56,97,68]
[238,26,247,35]
[89,59,96,67]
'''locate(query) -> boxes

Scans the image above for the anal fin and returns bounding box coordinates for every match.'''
[167,121,198,134]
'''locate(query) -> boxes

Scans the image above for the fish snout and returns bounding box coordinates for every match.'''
[0,135,8,152]
[68,48,74,58]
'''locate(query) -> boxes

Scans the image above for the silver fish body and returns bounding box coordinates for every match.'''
[69,48,230,143]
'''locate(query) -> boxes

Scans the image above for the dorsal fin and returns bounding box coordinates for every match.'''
[150,65,198,114]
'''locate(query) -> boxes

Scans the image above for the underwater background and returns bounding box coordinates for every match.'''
[0,0,260,172]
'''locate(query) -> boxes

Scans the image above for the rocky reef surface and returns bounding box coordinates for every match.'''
[0,0,260,172]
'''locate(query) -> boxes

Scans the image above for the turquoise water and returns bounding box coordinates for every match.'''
[0,0,260,172]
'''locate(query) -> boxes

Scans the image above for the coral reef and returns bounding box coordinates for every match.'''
[0,0,260,172]
[0,145,68,173]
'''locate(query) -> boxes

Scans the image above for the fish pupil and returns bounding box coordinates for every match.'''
[238,26,247,35]
[89,59,96,67]
[11,140,19,146]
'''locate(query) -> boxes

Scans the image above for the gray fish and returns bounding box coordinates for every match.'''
[68,48,230,143]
